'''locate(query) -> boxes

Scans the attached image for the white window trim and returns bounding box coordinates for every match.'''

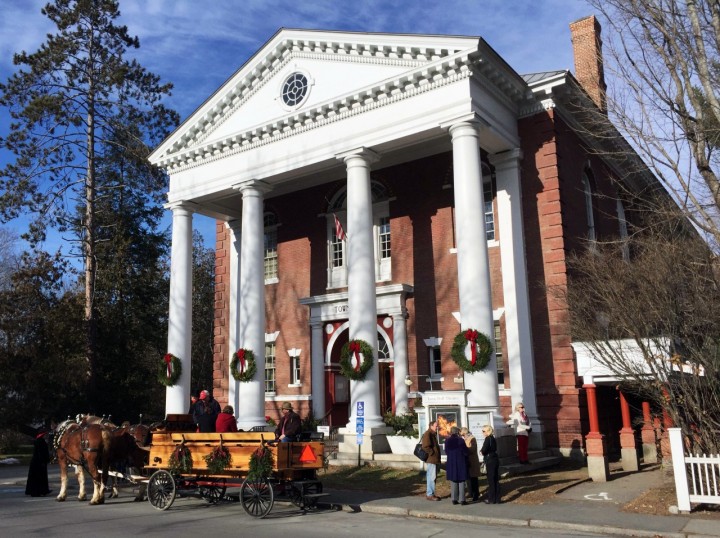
[264,331,279,395]
[287,347,302,387]
[424,337,443,379]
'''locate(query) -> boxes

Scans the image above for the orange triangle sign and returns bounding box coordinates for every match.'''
[299,444,316,463]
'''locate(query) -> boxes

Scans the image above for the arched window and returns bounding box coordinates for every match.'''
[326,181,391,288]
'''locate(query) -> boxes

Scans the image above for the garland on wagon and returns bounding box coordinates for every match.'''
[203,442,232,474]
[339,339,374,381]
[230,348,257,382]
[248,446,274,479]
[451,329,493,373]
[168,443,193,474]
[158,353,182,387]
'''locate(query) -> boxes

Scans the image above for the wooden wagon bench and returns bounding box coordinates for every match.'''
[144,431,327,517]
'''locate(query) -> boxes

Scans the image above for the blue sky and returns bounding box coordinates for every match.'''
[1,0,593,255]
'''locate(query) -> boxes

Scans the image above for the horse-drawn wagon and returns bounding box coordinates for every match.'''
[144,428,327,517]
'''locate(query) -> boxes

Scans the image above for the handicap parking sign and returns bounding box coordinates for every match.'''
[357,401,364,417]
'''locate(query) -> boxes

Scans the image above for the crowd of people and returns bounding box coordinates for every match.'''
[421,403,531,505]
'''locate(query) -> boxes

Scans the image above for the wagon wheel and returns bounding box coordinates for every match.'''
[147,470,176,511]
[199,478,226,504]
[288,481,323,509]
[240,476,274,518]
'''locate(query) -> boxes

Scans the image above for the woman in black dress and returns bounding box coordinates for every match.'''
[25,431,51,497]
[480,425,500,504]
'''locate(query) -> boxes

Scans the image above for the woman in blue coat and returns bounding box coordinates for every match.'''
[444,426,469,505]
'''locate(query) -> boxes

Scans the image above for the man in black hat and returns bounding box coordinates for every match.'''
[274,402,301,442]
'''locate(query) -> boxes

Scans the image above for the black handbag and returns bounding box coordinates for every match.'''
[414,443,429,462]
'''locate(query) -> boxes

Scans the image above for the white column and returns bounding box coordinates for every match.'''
[338,147,383,429]
[490,150,538,420]
[392,312,409,414]
[227,220,241,416]
[233,180,271,430]
[310,321,325,418]
[165,203,193,415]
[449,121,498,409]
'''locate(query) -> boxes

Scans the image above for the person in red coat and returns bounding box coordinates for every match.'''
[215,405,238,433]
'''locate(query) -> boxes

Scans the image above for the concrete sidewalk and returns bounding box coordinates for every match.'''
[319,466,720,538]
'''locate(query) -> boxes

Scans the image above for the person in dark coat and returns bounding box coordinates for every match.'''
[444,426,469,505]
[216,405,238,433]
[480,424,501,504]
[25,430,51,497]
[274,402,301,442]
[193,389,221,433]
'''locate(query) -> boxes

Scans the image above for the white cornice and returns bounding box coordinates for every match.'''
[152,33,471,163]
[155,51,475,173]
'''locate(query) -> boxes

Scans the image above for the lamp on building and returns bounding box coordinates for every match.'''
[404,374,430,387]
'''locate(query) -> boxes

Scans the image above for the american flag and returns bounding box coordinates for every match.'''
[333,213,346,241]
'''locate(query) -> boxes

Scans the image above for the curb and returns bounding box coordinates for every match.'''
[318,500,691,538]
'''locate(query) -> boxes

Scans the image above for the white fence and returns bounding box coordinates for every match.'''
[669,427,720,512]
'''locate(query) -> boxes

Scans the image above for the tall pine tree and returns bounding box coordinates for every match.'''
[0,0,179,407]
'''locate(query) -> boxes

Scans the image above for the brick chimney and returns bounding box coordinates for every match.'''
[569,15,607,114]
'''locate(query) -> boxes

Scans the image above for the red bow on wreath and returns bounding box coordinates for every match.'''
[236,349,246,374]
[349,341,361,371]
[164,353,173,378]
[464,329,479,366]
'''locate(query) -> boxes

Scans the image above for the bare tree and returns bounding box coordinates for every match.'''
[586,0,720,246]
[563,207,720,453]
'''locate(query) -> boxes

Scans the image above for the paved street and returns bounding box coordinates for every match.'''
[1,464,610,537]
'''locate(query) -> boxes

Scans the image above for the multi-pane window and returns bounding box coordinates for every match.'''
[494,323,504,386]
[582,171,596,243]
[430,347,442,377]
[265,342,276,393]
[484,179,496,241]
[264,213,278,280]
[379,217,391,259]
[290,355,301,385]
[331,227,344,268]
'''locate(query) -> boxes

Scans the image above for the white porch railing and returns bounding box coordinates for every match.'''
[669,427,720,512]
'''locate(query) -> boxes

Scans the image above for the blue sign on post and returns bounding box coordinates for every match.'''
[356,401,365,447]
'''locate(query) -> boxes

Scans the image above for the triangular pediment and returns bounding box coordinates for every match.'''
[150,29,485,166]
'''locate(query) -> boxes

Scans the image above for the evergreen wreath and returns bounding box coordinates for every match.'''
[230,348,257,382]
[159,353,182,387]
[168,443,193,474]
[339,339,374,381]
[203,443,232,474]
[451,329,493,373]
[248,446,274,479]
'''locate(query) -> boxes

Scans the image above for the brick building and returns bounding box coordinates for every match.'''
[150,16,660,466]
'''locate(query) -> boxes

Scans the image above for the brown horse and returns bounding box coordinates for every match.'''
[55,423,111,504]
[106,424,151,499]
